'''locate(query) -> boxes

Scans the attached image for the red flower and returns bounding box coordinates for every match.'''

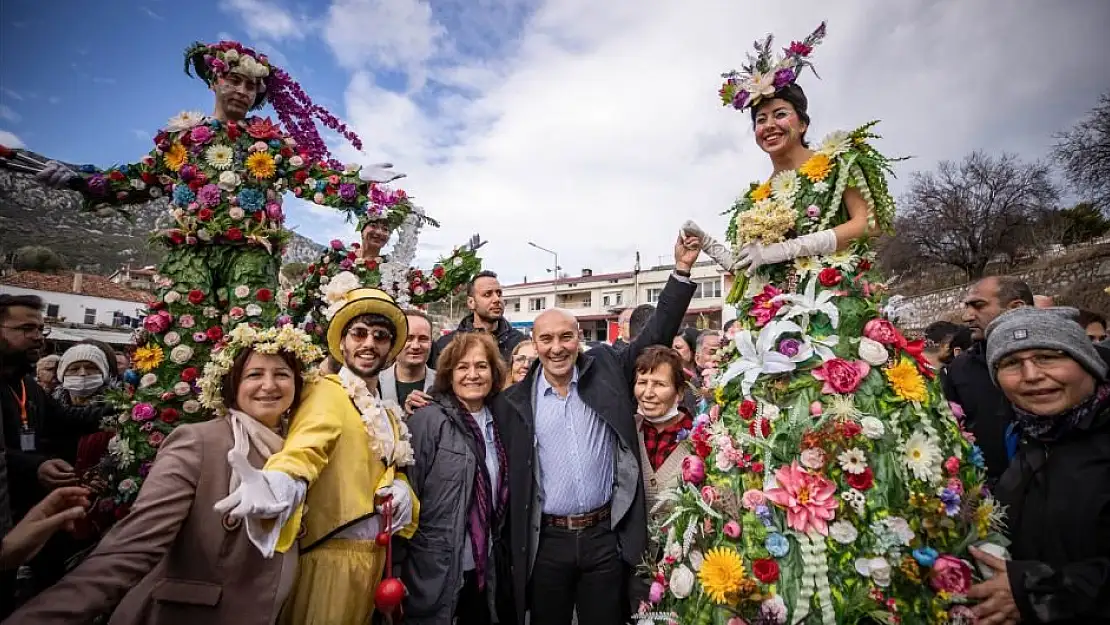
[141,171,157,184]
[109,170,126,182]
[197,208,213,222]
[280,146,293,158]
[739,399,757,420]
[227,123,241,141]
[838,420,863,439]
[187,289,205,305]
[256,288,273,302]
[226,227,243,241]
[846,466,874,490]
[752,558,780,583]
[246,117,282,140]
[812,358,870,394]
[432,265,446,279]
[206,326,223,342]
[858,259,872,271]
[818,267,843,287]
[293,170,309,183]
[751,461,765,474]
[365,259,378,270]
[690,425,712,458]
[168,230,185,245]
[749,417,771,439]
[307,263,316,273]
[346,251,358,261]
[180,367,198,382]
[160,408,180,424]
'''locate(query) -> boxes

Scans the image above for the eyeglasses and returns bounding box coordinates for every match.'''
[996,350,1069,375]
[512,355,535,365]
[1,324,50,337]
[346,327,394,343]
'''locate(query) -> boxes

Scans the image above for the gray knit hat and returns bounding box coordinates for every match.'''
[985,306,1108,382]
[57,343,110,381]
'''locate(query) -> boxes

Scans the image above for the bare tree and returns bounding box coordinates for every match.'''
[896,151,1058,279]
[1054,93,1110,210]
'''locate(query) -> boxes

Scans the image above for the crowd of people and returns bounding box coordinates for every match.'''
[1,22,1108,625]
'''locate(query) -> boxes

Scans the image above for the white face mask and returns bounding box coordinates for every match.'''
[640,401,682,425]
[63,373,104,397]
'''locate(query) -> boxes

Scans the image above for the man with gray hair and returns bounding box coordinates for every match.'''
[494,231,701,625]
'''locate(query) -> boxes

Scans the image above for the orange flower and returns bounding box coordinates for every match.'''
[163,143,188,172]
[799,153,832,182]
[750,182,771,202]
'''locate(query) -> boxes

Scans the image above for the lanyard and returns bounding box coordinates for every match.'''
[10,380,28,430]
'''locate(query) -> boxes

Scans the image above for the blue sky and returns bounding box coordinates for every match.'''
[2,0,1109,283]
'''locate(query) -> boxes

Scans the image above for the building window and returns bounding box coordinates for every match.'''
[84,308,97,325]
[112,312,125,327]
[528,297,547,312]
[511,299,521,313]
[45,304,60,318]
[695,279,722,299]
[646,288,663,304]
[602,291,623,307]
[582,295,592,308]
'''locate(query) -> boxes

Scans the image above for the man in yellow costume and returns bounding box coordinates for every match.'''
[216,281,418,624]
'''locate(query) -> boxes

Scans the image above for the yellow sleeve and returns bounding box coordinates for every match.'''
[264,378,342,483]
[394,473,419,540]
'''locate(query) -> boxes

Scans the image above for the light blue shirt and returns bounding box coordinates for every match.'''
[461,406,499,572]
[534,367,615,516]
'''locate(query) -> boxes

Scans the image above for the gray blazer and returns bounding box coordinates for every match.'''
[378,364,435,405]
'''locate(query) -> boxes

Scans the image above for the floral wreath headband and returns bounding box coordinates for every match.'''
[718,21,827,112]
[198,323,324,415]
[184,40,362,168]
[354,186,440,233]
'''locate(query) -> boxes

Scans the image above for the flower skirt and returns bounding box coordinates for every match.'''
[279,539,385,625]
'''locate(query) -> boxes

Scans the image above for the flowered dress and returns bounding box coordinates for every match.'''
[636,124,1003,625]
[75,112,395,518]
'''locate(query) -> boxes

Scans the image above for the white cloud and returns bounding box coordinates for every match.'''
[0,105,20,123]
[0,129,25,148]
[322,0,444,85]
[1,88,23,101]
[219,0,307,41]
[283,0,1110,286]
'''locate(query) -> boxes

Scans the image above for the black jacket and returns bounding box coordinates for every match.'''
[994,402,1110,624]
[493,274,695,625]
[430,315,525,368]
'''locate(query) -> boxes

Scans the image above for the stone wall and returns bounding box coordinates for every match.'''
[892,244,1110,330]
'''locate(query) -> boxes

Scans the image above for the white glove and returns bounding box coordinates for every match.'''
[376,479,414,534]
[735,229,838,276]
[358,162,406,184]
[681,220,735,271]
[36,160,78,189]
[214,451,300,520]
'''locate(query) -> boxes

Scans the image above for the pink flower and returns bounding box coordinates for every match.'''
[749,285,784,327]
[947,478,964,495]
[229,306,246,320]
[741,489,765,510]
[265,202,284,222]
[682,456,706,485]
[810,401,823,416]
[944,456,961,476]
[812,358,870,394]
[700,486,719,506]
[178,314,196,329]
[800,448,826,470]
[648,581,665,604]
[149,431,165,447]
[192,331,208,343]
[190,125,214,145]
[764,461,838,535]
[948,401,966,421]
[930,555,973,595]
[723,520,742,538]
[863,318,902,346]
[727,619,749,625]
[143,311,171,334]
[330,239,344,250]
[131,403,156,422]
[708,403,720,422]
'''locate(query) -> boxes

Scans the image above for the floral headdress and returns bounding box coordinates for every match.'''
[354,184,439,233]
[184,40,362,168]
[718,21,827,112]
[198,323,323,415]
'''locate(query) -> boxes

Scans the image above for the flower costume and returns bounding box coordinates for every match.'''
[16,41,417,519]
[639,23,1004,625]
[216,285,419,625]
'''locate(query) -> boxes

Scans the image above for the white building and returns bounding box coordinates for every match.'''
[501,260,737,342]
[0,270,149,346]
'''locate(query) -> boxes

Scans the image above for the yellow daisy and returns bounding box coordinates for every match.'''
[246,152,276,179]
[134,344,165,372]
[750,181,771,202]
[163,143,188,172]
[799,153,832,182]
[699,547,748,604]
[885,359,927,403]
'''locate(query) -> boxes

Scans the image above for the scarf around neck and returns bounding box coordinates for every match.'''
[1011,382,1110,443]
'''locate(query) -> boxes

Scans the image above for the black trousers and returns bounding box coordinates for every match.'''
[529,523,626,625]
[456,570,491,625]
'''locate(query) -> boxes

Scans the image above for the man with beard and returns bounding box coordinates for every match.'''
[431,271,524,366]
[218,287,418,625]
[380,310,435,409]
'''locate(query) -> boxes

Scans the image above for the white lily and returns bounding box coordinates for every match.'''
[773,275,840,330]
[719,320,811,396]
[805,334,840,361]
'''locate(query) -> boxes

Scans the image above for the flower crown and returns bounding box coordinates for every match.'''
[355,185,439,233]
[198,323,323,415]
[719,21,827,112]
[183,39,362,168]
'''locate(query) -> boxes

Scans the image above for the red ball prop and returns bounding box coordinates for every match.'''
[375,531,390,547]
[375,578,405,612]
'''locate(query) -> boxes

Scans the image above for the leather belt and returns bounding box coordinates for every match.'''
[543,504,611,530]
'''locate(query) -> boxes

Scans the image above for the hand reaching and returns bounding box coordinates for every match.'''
[674,227,703,272]
[214,451,292,520]
[0,486,89,570]
[681,220,736,273]
[358,162,407,184]
[36,160,79,189]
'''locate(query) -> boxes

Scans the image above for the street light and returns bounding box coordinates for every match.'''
[528,241,560,299]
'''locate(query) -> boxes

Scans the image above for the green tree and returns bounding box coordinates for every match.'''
[13,246,67,272]
[1055,202,1110,244]
[279,261,308,284]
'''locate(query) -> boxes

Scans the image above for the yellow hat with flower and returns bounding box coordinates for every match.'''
[324,281,408,364]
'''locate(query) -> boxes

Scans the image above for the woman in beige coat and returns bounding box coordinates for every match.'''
[5,326,321,625]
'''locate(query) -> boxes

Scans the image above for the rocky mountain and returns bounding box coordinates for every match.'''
[0,153,323,275]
